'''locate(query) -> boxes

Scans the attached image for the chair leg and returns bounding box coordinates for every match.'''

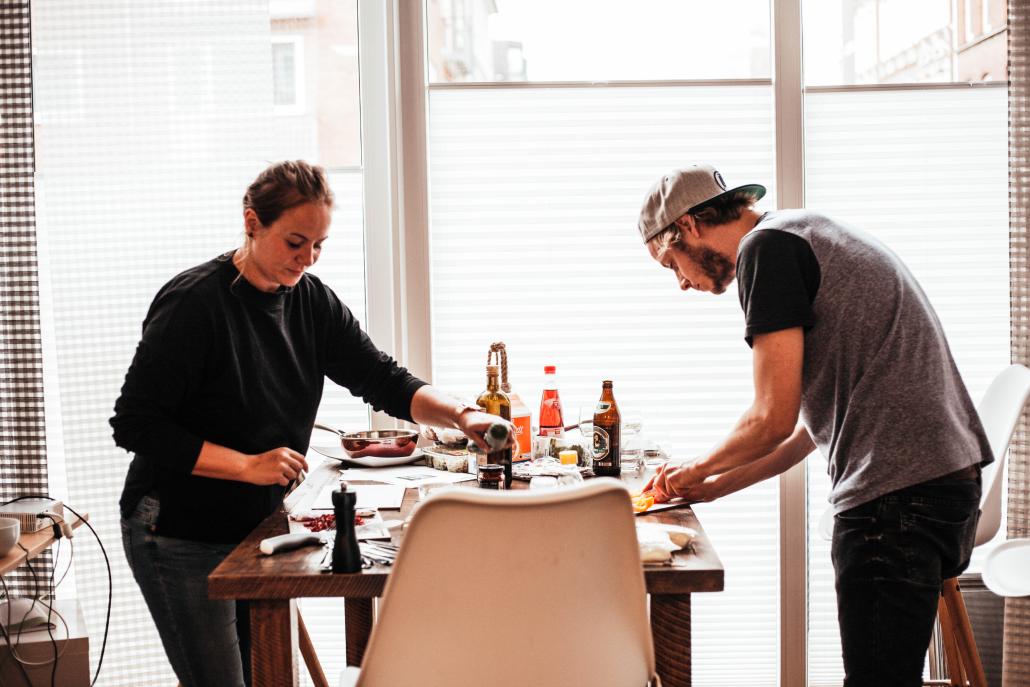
[941,578,988,687]
[935,591,966,686]
[298,612,331,687]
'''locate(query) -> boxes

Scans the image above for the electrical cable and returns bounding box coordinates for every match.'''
[1,495,112,686]
[15,542,58,687]
[0,573,35,686]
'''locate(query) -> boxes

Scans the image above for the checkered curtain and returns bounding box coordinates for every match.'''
[0,0,51,593]
[1008,1,1030,684]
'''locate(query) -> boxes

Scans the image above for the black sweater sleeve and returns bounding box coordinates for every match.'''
[321,285,427,422]
[110,289,209,473]
[736,229,821,347]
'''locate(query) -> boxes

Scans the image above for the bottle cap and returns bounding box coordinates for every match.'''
[544,365,556,374]
[487,364,500,375]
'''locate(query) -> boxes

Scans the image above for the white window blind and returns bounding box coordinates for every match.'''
[427,83,781,685]
[31,2,368,683]
[803,85,1010,687]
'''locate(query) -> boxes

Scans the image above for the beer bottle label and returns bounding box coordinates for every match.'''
[593,426,610,462]
[594,401,611,414]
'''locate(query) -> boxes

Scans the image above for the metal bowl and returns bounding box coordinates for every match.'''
[313,423,419,459]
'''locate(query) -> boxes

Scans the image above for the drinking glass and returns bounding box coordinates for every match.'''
[621,420,643,474]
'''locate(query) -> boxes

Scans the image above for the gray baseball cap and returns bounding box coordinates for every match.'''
[637,163,766,243]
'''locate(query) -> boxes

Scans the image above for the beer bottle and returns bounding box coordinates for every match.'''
[592,380,621,477]
[477,364,513,487]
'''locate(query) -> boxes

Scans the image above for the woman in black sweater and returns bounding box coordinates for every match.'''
[111,160,507,687]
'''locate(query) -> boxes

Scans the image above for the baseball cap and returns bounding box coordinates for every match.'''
[637,163,766,243]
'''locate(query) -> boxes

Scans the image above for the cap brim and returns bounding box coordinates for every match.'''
[688,183,767,213]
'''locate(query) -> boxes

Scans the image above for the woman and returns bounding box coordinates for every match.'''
[111,160,507,687]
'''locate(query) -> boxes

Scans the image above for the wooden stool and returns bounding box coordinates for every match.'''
[924,578,987,687]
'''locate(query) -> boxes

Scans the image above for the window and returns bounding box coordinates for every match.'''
[426,0,771,83]
[32,1,365,683]
[272,36,305,112]
[802,2,1009,683]
[423,3,782,682]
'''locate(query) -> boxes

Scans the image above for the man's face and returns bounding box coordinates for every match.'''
[650,237,736,295]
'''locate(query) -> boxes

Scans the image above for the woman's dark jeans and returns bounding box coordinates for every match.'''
[832,475,981,687]
[120,494,251,687]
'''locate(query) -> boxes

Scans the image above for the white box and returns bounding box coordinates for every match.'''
[0,500,64,534]
[0,598,90,686]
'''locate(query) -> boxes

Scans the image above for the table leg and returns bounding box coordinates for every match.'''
[250,599,298,687]
[651,593,691,687]
[345,598,374,666]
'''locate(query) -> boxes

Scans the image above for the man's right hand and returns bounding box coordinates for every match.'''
[244,447,308,486]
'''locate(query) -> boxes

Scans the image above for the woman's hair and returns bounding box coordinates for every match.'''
[648,189,760,257]
[243,160,334,225]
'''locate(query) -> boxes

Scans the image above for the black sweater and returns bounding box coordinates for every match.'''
[111,252,427,543]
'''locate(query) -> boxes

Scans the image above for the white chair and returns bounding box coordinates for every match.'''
[815,365,1030,686]
[983,537,1030,598]
[340,478,657,687]
[929,364,1030,687]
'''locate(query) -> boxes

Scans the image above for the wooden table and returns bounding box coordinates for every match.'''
[209,462,724,687]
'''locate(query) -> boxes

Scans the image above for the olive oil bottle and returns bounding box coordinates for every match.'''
[477,364,513,487]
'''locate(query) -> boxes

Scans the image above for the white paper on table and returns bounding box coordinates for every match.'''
[338,466,476,487]
[312,484,406,511]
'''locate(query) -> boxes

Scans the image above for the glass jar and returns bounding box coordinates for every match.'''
[477,464,505,489]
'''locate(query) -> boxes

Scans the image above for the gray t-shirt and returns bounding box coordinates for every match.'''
[736,209,993,513]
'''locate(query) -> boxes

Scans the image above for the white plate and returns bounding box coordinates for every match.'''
[982,537,1030,597]
[308,443,424,468]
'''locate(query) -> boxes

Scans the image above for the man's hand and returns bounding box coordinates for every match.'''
[644,459,706,502]
[456,409,516,453]
[244,447,308,486]
[676,474,724,503]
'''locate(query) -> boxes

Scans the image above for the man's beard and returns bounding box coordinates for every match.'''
[683,242,735,294]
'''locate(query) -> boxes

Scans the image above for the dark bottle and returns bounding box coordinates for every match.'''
[477,364,513,488]
[331,485,362,574]
[592,380,621,477]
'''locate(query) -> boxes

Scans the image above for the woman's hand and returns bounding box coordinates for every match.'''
[243,447,309,486]
[643,459,706,503]
[456,409,516,453]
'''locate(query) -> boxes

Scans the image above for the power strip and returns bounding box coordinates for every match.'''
[0,499,64,534]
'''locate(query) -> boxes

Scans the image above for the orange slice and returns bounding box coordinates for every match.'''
[631,491,655,513]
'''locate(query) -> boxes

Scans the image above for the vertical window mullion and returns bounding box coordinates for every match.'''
[772,0,808,685]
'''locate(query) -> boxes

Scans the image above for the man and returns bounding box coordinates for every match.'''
[638,163,991,687]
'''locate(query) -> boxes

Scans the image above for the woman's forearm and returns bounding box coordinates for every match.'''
[191,441,249,480]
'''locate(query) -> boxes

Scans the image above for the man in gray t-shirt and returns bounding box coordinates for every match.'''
[637,163,990,687]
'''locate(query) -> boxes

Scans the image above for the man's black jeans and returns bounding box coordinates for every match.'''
[831,474,981,687]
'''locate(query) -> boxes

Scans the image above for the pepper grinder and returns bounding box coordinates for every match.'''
[332,484,362,574]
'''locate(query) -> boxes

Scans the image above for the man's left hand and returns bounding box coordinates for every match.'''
[645,459,706,502]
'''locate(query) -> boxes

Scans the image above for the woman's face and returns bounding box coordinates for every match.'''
[243,201,332,292]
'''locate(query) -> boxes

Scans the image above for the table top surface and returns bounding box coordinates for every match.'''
[209,459,724,600]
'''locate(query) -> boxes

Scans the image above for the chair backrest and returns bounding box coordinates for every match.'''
[355,478,655,687]
[975,364,1030,546]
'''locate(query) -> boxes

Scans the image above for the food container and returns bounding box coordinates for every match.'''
[313,422,419,459]
[422,446,471,473]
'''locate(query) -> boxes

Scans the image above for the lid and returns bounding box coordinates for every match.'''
[602,380,613,387]
[486,364,499,374]
[479,464,504,474]
[544,365,556,374]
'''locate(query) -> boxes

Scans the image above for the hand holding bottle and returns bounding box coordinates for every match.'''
[456,408,516,452]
